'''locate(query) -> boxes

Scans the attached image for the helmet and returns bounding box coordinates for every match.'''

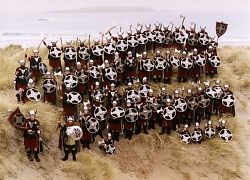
[67,116,74,121]
[29,110,36,115]
[184,124,188,128]
[65,67,70,71]
[108,133,112,137]
[162,87,166,91]
[195,122,200,127]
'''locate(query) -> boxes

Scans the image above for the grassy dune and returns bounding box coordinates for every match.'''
[0,44,249,179]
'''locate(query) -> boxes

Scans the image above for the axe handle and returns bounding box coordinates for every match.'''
[88,35,91,48]
[105,26,116,35]
[181,17,185,29]
[56,111,64,131]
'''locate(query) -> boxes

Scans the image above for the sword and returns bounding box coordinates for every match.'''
[33,133,50,150]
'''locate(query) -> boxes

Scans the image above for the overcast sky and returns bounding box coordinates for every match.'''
[1,0,250,13]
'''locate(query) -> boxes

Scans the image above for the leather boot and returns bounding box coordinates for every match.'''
[143,125,148,134]
[63,150,69,161]
[166,127,171,135]
[136,124,141,135]
[34,151,40,162]
[27,150,33,161]
[159,127,166,135]
[72,150,76,161]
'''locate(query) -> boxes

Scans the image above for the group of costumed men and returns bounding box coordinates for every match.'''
[13,21,234,161]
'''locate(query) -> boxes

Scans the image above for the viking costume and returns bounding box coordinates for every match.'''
[74,62,88,100]
[25,50,43,81]
[123,100,134,140]
[153,23,163,50]
[143,25,153,52]
[80,108,92,149]
[185,27,198,52]
[193,123,203,144]
[125,52,137,84]
[113,52,125,85]
[77,40,90,66]
[91,98,105,139]
[205,46,216,78]
[134,29,145,54]
[62,43,76,70]
[63,85,77,117]
[135,96,148,135]
[153,51,164,82]
[138,52,150,82]
[43,72,57,104]
[90,40,103,66]
[103,37,115,65]
[190,49,202,83]
[159,99,173,135]
[185,90,195,126]
[195,88,205,123]
[197,27,209,52]
[108,101,122,141]
[172,27,185,51]
[178,52,189,82]
[164,51,173,84]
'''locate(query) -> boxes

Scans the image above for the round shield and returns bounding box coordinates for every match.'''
[78,46,90,60]
[181,58,193,69]
[205,127,215,138]
[164,33,174,45]
[174,98,187,112]
[210,56,221,67]
[180,134,191,144]
[115,61,125,73]
[89,66,100,79]
[64,47,76,60]
[77,71,88,84]
[187,97,199,110]
[219,129,233,142]
[116,40,128,51]
[86,118,99,133]
[49,47,62,58]
[155,31,165,43]
[104,67,117,80]
[38,62,48,75]
[194,54,206,66]
[197,95,210,108]
[213,87,223,99]
[191,131,202,142]
[125,108,138,122]
[13,113,26,127]
[170,56,180,67]
[174,33,185,44]
[143,59,154,71]
[139,105,152,119]
[26,88,41,101]
[222,94,235,107]
[103,43,116,54]
[66,126,83,141]
[64,75,78,88]
[198,34,210,45]
[148,98,161,112]
[136,34,148,44]
[111,106,125,118]
[163,106,176,120]
[42,79,56,93]
[205,88,218,98]
[146,31,156,42]
[155,58,167,70]
[106,144,116,155]
[187,34,199,46]
[92,45,103,56]
[67,91,82,104]
[139,84,151,98]
[127,90,139,102]
[94,106,107,121]
[93,89,105,103]
[127,36,139,47]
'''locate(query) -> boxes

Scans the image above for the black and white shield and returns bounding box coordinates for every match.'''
[64,75,78,88]
[136,34,148,44]
[111,106,125,118]
[146,31,156,42]
[197,95,210,108]
[13,113,26,127]
[139,84,151,98]
[26,88,41,101]
[187,34,199,46]
[77,71,88,84]
[86,118,99,133]
[174,32,185,44]
[67,91,82,104]
[180,134,191,144]
[155,57,167,70]
[127,90,139,102]
[49,47,62,58]
[155,31,165,43]
[143,59,154,71]
[213,87,223,99]
[147,98,161,112]
[187,97,199,110]
[139,105,152,119]
[125,108,138,122]
[89,66,100,79]
[210,56,221,67]
[219,129,233,142]
[164,33,174,45]
[174,98,187,112]
[78,46,90,60]
[181,58,193,69]
[106,144,116,155]
[205,88,218,98]
[38,62,48,74]
[92,45,103,56]
[170,56,180,67]
[127,36,139,47]
[205,127,215,138]
[66,126,83,141]
[64,47,76,60]
[163,106,176,120]
[222,94,235,107]
[103,43,116,54]
[198,34,210,45]
[105,67,117,80]
[93,89,105,103]
[116,40,128,51]
[115,61,125,73]
[42,79,56,93]
[191,131,202,142]
[194,55,206,66]
[94,106,107,121]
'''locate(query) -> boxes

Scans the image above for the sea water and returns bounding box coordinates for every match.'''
[0,10,249,48]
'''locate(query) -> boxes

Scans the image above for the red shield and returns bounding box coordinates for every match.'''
[216,22,228,38]
[8,107,21,126]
